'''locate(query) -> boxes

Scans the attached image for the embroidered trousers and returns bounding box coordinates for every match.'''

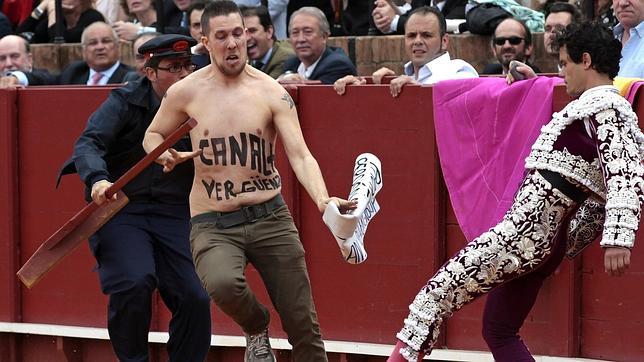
[393,170,581,361]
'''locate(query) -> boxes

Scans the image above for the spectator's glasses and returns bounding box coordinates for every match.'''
[156,62,197,73]
[493,37,524,46]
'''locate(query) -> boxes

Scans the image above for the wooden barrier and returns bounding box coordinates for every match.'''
[30,33,557,76]
[0,81,642,361]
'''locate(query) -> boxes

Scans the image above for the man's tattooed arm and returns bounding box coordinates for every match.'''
[281,92,294,109]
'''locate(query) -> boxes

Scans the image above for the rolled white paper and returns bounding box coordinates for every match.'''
[323,153,383,264]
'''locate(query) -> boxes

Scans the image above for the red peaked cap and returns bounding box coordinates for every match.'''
[138,34,197,61]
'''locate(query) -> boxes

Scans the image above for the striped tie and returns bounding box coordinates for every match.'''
[90,72,103,85]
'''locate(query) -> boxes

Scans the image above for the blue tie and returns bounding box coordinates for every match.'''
[181,12,188,28]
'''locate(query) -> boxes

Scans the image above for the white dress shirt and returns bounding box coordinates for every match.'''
[403,52,478,85]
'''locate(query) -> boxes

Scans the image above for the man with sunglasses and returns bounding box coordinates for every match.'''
[57,34,211,362]
[482,18,541,75]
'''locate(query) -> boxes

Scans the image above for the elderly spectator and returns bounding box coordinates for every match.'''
[242,5,293,79]
[112,0,158,40]
[482,18,541,75]
[543,2,582,58]
[0,35,57,87]
[613,0,643,77]
[335,6,477,97]
[64,21,134,83]
[17,0,105,43]
[1,22,134,87]
[0,35,34,73]
[372,0,467,35]
[0,34,59,87]
[279,6,356,84]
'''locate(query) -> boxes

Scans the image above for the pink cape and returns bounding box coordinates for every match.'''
[432,77,564,241]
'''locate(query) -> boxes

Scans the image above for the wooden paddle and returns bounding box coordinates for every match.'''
[17,118,197,288]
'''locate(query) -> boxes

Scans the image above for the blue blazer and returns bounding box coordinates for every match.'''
[282,46,357,84]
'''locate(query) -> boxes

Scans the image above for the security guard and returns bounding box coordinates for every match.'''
[59,34,211,361]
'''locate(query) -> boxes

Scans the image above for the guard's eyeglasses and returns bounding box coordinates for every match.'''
[493,36,524,46]
[156,62,197,73]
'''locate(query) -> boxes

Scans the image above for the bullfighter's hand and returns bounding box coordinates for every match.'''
[604,246,631,277]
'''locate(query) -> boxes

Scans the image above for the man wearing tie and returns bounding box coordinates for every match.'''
[63,22,135,85]
[0,22,134,87]
[242,5,294,79]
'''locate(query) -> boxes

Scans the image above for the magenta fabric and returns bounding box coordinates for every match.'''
[625,80,643,104]
[432,77,564,241]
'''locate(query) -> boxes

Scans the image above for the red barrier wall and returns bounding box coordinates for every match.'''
[0,89,20,361]
[1,82,643,361]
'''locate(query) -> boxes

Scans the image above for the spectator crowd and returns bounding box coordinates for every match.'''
[0,0,641,88]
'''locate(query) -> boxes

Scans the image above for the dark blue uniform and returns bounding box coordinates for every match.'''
[60,77,211,362]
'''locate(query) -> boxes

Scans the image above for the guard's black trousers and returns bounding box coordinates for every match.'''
[90,203,211,362]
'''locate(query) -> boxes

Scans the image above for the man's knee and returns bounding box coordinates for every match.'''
[203,273,246,305]
[482,316,516,348]
[184,285,211,311]
[104,272,157,299]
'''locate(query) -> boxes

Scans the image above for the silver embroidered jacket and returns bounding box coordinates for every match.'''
[525,85,644,250]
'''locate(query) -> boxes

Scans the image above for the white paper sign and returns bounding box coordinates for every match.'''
[323,153,383,264]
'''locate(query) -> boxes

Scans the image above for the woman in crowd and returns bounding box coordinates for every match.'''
[112,0,158,41]
[17,0,104,43]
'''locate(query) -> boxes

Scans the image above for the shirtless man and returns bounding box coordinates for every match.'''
[142,1,356,361]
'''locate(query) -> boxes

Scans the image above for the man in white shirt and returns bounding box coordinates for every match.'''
[335,6,477,97]
[612,0,643,77]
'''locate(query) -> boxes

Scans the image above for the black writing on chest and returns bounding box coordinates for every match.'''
[197,132,276,176]
[201,175,282,200]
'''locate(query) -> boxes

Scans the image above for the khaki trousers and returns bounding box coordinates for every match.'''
[191,204,327,362]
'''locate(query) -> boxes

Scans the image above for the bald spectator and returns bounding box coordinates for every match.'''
[543,2,582,58]
[63,21,134,84]
[334,6,477,97]
[1,22,134,88]
[0,35,56,87]
[482,18,541,75]
[613,0,643,77]
[242,5,294,79]
[279,6,356,84]
[1,35,34,74]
